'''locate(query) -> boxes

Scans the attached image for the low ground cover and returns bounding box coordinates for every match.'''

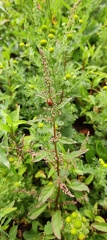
[0,0,107,239]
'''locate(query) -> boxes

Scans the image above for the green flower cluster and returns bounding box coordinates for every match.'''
[65,211,89,239]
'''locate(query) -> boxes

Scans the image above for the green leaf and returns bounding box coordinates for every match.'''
[18,165,27,176]
[32,221,39,233]
[0,208,17,219]
[85,145,96,164]
[84,209,94,219]
[99,199,107,209]
[57,142,66,154]
[44,221,53,235]
[62,0,70,10]
[73,168,85,175]
[58,136,77,145]
[10,84,21,92]
[23,230,41,240]
[51,210,63,240]
[56,97,72,110]
[33,150,49,162]
[85,175,94,185]
[2,107,26,132]
[0,123,11,132]
[12,120,27,132]
[9,225,18,240]
[68,179,89,193]
[0,3,9,14]
[10,105,20,122]
[92,222,107,233]
[48,167,56,179]
[1,217,11,229]
[89,233,107,240]
[44,236,55,240]
[66,148,89,161]
[93,76,103,88]
[28,203,48,220]
[88,95,96,105]
[0,201,17,220]
[96,140,107,161]
[0,146,10,168]
[37,93,46,100]
[93,202,98,215]
[102,234,107,239]
[94,216,105,223]
[35,170,46,179]
[38,184,55,205]
[6,114,12,127]
[43,236,55,240]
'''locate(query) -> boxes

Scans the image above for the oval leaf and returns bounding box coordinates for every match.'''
[85,175,94,185]
[33,151,49,162]
[94,216,105,223]
[84,209,93,219]
[9,225,18,239]
[44,221,53,235]
[66,149,89,160]
[92,222,107,232]
[58,136,77,145]
[35,170,46,179]
[57,97,72,110]
[48,167,56,179]
[51,210,63,240]
[0,123,11,132]
[38,184,55,205]
[69,179,89,193]
[28,203,48,220]
[0,207,17,220]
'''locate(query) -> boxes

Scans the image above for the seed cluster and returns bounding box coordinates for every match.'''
[67,0,82,29]
[58,179,75,198]
[39,48,52,95]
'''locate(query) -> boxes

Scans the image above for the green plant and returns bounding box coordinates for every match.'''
[0,201,17,240]
[1,0,107,239]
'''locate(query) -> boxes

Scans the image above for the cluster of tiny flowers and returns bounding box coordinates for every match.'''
[103,86,107,90]
[40,26,56,47]
[38,123,44,128]
[99,158,107,167]
[65,211,87,239]
[60,182,75,198]
[39,49,52,93]
[19,42,30,47]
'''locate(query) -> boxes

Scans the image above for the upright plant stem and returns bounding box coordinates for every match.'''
[55,185,60,210]
[53,117,60,176]
[53,117,60,210]
[46,0,52,25]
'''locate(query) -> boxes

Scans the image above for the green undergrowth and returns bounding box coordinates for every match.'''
[0,0,107,239]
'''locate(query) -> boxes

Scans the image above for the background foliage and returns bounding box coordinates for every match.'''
[0,0,107,239]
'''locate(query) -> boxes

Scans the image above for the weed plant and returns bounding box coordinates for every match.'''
[0,0,107,239]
